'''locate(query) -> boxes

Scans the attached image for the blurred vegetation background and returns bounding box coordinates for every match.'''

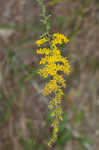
[0,0,99,150]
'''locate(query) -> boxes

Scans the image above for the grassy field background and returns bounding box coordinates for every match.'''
[0,0,99,150]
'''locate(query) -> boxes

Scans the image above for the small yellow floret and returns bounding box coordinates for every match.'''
[36,37,48,46]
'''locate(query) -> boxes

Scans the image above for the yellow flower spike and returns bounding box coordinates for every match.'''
[36,33,71,146]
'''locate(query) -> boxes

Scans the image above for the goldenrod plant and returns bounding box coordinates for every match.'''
[36,0,71,146]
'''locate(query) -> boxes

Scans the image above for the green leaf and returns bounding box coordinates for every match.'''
[58,112,68,134]
[75,137,92,145]
[0,93,3,99]
[57,128,72,145]
[24,66,43,81]
[42,5,46,14]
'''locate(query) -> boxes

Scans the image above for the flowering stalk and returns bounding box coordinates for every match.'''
[36,0,51,38]
[36,33,70,146]
[35,0,70,147]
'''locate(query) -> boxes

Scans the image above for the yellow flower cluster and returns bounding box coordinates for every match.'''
[36,48,50,55]
[36,33,70,146]
[52,32,69,47]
